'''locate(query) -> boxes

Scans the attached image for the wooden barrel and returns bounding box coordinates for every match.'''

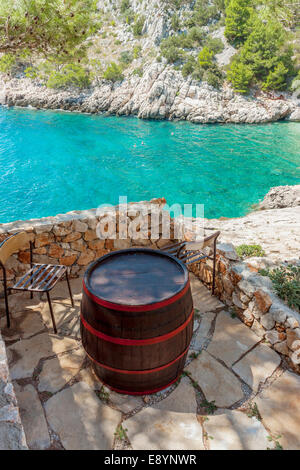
[80,248,194,395]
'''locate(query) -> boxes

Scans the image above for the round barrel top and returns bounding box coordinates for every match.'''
[84,248,188,307]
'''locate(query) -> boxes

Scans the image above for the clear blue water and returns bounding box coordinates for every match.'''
[0,106,299,223]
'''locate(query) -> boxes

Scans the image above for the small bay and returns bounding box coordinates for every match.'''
[0,106,299,223]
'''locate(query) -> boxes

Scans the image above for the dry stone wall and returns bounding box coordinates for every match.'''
[190,243,300,374]
[0,198,171,294]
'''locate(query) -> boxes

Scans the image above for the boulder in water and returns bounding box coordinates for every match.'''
[258,185,300,210]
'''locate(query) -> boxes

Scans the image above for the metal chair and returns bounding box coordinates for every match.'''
[161,231,221,295]
[0,231,74,333]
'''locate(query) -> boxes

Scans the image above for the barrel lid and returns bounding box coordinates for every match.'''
[84,248,188,307]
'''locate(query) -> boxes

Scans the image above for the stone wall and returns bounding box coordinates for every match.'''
[190,243,300,374]
[0,330,27,449]
[0,198,171,295]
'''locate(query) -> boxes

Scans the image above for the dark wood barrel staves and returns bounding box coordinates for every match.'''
[80,248,194,395]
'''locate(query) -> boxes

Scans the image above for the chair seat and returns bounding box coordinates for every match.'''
[162,242,208,265]
[13,264,67,293]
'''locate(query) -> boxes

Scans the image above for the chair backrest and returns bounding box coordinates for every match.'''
[0,232,30,266]
[185,231,220,251]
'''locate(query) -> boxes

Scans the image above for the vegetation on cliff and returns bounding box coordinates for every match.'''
[0,0,299,94]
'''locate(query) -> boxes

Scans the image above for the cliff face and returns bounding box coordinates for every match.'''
[1,65,299,123]
[0,0,299,123]
[99,0,178,46]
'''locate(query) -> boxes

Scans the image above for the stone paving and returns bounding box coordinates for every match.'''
[0,274,300,450]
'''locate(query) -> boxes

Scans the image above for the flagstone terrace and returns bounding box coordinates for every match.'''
[0,273,300,450]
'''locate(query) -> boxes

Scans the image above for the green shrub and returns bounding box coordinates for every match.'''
[182,56,197,77]
[181,38,224,85]
[24,66,39,80]
[161,0,187,9]
[161,32,200,52]
[34,60,54,83]
[192,65,205,81]
[132,15,145,37]
[227,60,253,93]
[160,38,184,63]
[47,64,90,89]
[103,62,124,82]
[186,27,205,45]
[161,35,182,50]
[198,47,214,68]
[120,0,131,13]
[204,36,225,54]
[125,10,135,24]
[291,71,300,98]
[259,265,300,311]
[203,66,224,88]
[89,58,103,81]
[133,45,142,59]
[187,0,221,27]
[171,13,181,31]
[120,0,135,24]
[119,50,133,65]
[133,67,143,77]
[236,244,266,259]
[0,53,16,75]
[215,0,226,11]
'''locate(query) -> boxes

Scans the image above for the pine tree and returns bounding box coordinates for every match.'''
[239,18,294,81]
[262,62,290,90]
[225,0,253,45]
[227,61,253,93]
[0,0,99,59]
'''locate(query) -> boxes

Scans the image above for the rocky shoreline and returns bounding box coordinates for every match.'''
[1,63,300,124]
[258,184,300,210]
[192,185,300,266]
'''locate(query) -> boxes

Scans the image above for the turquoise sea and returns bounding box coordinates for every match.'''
[0,106,299,223]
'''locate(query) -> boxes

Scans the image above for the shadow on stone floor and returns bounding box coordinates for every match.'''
[1,275,299,450]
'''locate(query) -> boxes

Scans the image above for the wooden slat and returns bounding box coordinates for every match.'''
[29,265,56,290]
[185,255,207,265]
[161,242,184,252]
[42,265,65,291]
[13,264,66,292]
[14,264,46,289]
[179,252,207,264]
[27,265,53,290]
[33,266,57,291]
